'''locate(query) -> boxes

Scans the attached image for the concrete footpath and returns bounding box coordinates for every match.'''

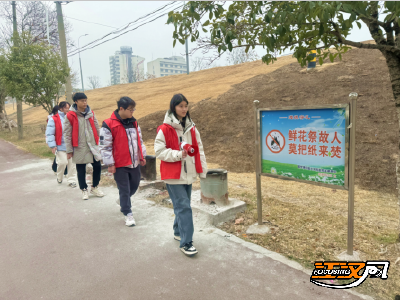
[0,139,371,300]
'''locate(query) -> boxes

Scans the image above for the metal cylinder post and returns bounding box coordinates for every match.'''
[347,92,358,255]
[140,155,157,181]
[200,169,228,206]
[254,100,263,225]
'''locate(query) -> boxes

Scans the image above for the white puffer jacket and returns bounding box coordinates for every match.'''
[154,111,207,185]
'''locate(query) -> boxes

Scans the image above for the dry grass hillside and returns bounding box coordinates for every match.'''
[11,55,297,125]
[140,47,399,195]
[4,102,31,115]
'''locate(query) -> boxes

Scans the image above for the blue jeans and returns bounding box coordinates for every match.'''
[166,184,193,247]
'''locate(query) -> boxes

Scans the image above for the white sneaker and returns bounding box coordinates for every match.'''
[91,186,104,197]
[180,242,198,256]
[82,189,89,200]
[125,213,136,226]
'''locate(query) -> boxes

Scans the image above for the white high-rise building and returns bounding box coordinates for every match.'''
[109,46,145,85]
[147,56,187,78]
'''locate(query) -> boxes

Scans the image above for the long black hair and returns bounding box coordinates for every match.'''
[59,101,70,110]
[168,93,190,121]
[50,105,59,116]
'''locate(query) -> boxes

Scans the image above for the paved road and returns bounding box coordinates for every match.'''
[0,139,371,300]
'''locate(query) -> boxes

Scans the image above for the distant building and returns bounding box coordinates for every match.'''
[109,46,145,85]
[147,56,187,78]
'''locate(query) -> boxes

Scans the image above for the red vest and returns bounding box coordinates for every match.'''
[66,111,99,147]
[52,114,63,146]
[157,124,203,180]
[104,112,144,168]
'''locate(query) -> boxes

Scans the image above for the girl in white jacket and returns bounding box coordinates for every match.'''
[154,94,207,256]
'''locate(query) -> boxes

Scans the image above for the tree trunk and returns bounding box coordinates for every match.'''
[383,51,400,242]
[0,98,12,132]
[0,99,5,119]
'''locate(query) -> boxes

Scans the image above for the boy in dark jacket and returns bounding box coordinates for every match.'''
[99,97,146,226]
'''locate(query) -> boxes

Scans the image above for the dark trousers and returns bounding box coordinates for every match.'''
[76,158,101,190]
[52,157,67,175]
[114,166,141,216]
[166,184,193,247]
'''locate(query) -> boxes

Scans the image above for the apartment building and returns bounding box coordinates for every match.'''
[109,46,145,85]
[147,56,187,78]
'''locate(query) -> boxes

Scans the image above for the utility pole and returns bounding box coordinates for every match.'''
[184,1,189,74]
[55,1,73,104]
[78,34,88,92]
[185,34,189,74]
[12,1,23,140]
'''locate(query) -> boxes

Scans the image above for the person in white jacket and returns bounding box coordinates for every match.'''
[154,94,207,256]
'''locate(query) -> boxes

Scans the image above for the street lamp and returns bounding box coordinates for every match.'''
[78,34,88,92]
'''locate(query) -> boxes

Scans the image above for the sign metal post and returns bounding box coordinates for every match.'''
[347,92,358,255]
[253,93,358,252]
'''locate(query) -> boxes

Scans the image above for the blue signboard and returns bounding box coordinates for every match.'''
[260,106,348,188]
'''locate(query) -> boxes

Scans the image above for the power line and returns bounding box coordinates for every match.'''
[64,16,119,29]
[68,1,177,56]
[75,1,178,52]
[69,1,184,56]
[115,1,177,33]
[68,3,184,57]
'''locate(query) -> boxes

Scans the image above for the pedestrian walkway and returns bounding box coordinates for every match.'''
[0,139,371,300]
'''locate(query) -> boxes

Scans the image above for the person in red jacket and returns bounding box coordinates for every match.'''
[99,96,147,226]
[154,94,207,256]
[45,101,77,186]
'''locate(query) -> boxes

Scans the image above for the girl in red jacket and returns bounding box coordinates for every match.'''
[154,94,207,256]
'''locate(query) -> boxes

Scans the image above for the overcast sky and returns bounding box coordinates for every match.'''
[47,1,374,89]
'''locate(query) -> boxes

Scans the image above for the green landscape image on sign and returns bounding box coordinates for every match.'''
[261,108,346,187]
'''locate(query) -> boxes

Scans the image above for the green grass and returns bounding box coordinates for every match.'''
[0,125,53,158]
[374,233,398,245]
[262,159,345,186]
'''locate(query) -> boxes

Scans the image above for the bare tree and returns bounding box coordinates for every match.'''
[70,70,80,89]
[0,1,74,50]
[120,74,129,85]
[87,76,101,90]
[190,56,221,72]
[191,57,209,71]
[132,69,143,82]
[144,72,156,80]
[226,47,259,65]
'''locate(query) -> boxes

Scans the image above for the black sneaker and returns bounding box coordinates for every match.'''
[180,242,198,256]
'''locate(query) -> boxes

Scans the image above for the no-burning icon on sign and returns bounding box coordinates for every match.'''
[266,130,286,154]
